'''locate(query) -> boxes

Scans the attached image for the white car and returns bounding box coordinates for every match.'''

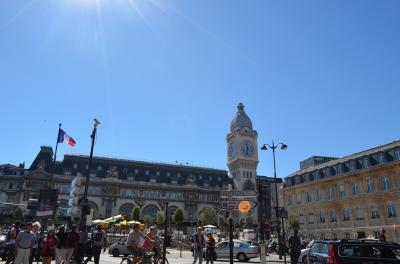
[108,237,130,257]
[297,240,314,264]
[214,240,259,262]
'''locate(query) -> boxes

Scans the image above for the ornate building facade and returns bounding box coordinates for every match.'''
[0,103,276,229]
[282,141,400,242]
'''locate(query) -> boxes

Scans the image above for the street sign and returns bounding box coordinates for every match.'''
[221,200,257,211]
[220,190,257,198]
[239,201,251,213]
[221,200,240,209]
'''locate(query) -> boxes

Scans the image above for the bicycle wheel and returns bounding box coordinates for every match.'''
[154,256,169,264]
[120,257,133,264]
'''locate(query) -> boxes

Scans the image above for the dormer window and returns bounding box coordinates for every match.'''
[145,170,149,175]
[135,169,139,174]
[363,157,371,168]
[167,172,170,177]
[395,150,400,161]
[156,171,160,176]
[97,165,102,171]
[177,173,181,178]
[218,177,221,182]
[379,153,386,165]
[73,163,78,169]
[199,175,203,180]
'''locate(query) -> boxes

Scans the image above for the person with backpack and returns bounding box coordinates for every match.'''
[192,227,205,264]
[40,229,57,264]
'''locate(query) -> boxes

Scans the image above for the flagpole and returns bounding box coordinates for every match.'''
[49,123,62,189]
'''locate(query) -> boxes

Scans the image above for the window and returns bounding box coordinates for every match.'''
[339,185,346,198]
[297,193,302,204]
[199,175,203,180]
[327,188,334,200]
[363,158,370,168]
[388,202,397,217]
[319,211,326,223]
[64,171,71,176]
[149,178,157,183]
[135,169,139,174]
[383,176,391,191]
[73,163,78,169]
[330,209,337,222]
[356,206,364,220]
[352,182,360,195]
[308,212,315,224]
[287,195,292,206]
[145,170,149,175]
[343,208,350,221]
[177,173,181,178]
[97,165,102,171]
[218,176,221,182]
[166,172,170,177]
[306,192,312,203]
[366,179,374,193]
[378,153,386,165]
[156,171,160,176]
[316,189,322,201]
[395,150,400,161]
[371,204,379,219]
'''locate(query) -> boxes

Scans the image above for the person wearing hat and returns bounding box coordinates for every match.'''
[15,222,34,264]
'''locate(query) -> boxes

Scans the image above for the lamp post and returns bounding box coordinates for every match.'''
[78,118,100,229]
[261,141,287,263]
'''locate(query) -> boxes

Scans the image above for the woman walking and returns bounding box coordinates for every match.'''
[205,233,215,264]
[40,229,57,264]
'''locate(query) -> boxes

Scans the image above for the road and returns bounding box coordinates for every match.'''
[97,249,290,264]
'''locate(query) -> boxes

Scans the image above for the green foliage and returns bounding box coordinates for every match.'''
[143,215,153,227]
[197,207,216,226]
[288,214,300,230]
[156,211,165,225]
[131,205,141,221]
[218,216,225,230]
[243,213,255,228]
[173,208,184,225]
[13,206,24,221]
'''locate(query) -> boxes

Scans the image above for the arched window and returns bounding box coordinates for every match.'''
[168,206,178,220]
[119,203,134,216]
[142,204,159,220]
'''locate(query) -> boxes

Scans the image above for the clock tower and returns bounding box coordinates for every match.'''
[227,103,258,191]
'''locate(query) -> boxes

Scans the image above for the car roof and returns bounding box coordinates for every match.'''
[313,239,400,246]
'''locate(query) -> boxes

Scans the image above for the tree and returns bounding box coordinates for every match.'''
[143,215,153,227]
[131,205,141,221]
[288,214,300,230]
[13,206,24,221]
[242,213,255,229]
[197,208,216,226]
[173,208,184,226]
[156,211,165,225]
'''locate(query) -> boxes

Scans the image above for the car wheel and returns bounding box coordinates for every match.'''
[237,252,248,262]
[112,248,120,257]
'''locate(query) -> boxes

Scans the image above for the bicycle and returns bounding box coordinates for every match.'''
[120,251,154,264]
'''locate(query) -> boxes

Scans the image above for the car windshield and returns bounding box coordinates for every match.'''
[311,242,329,256]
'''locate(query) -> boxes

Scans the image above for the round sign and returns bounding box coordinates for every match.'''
[238,201,252,213]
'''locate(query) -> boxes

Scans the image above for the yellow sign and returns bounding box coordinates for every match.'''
[238,201,252,213]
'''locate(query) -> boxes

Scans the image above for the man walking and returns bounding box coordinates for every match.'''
[56,226,68,264]
[75,226,88,264]
[91,225,107,264]
[66,225,79,264]
[30,222,41,264]
[288,229,301,264]
[15,222,34,264]
[192,227,205,264]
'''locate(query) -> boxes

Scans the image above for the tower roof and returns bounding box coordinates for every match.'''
[230,103,253,132]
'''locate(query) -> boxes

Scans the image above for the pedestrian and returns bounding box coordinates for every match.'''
[91,225,107,264]
[75,226,88,264]
[55,226,68,264]
[83,226,94,264]
[146,226,160,260]
[205,233,215,264]
[15,222,35,264]
[288,229,301,264]
[40,229,57,264]
[127,223,150,264]
[379,228,386,242]
[66,225,79,264]
[192,227,205,264]
[30,221,41,264]
[5,221,21,264]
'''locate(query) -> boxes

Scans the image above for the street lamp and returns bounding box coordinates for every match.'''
[78,118,100,229]
[260,141,287,263]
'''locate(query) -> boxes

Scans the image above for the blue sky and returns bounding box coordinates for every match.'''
[1,0,400,178]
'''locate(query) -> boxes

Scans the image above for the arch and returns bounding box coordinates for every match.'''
[168,206,178,219]
[119,203,134,216]
[142,204,159,221]
[88,200,100,218]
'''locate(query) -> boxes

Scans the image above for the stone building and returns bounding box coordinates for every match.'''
[0,103,277,231]
[282,141,400,242]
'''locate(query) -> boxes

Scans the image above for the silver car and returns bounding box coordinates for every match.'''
[214,240,259,262]
[108,237,130,257]
[297,240,314,264]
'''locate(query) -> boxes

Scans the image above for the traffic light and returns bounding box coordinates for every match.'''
[67,176,83,217]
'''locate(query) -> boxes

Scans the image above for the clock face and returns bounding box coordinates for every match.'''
[241,140,254,157]
[228,143,235,159]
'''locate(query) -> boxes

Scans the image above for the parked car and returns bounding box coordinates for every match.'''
[307,239,400,264]
[108,237,130,257]
[213,240,259,262]
[297,240,314,264]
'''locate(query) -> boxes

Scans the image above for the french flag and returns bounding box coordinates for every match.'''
[57,128,76,147]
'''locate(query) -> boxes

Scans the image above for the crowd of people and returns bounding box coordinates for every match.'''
[1,221,107,264]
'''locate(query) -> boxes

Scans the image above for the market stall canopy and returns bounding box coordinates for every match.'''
[203,225,217,228]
